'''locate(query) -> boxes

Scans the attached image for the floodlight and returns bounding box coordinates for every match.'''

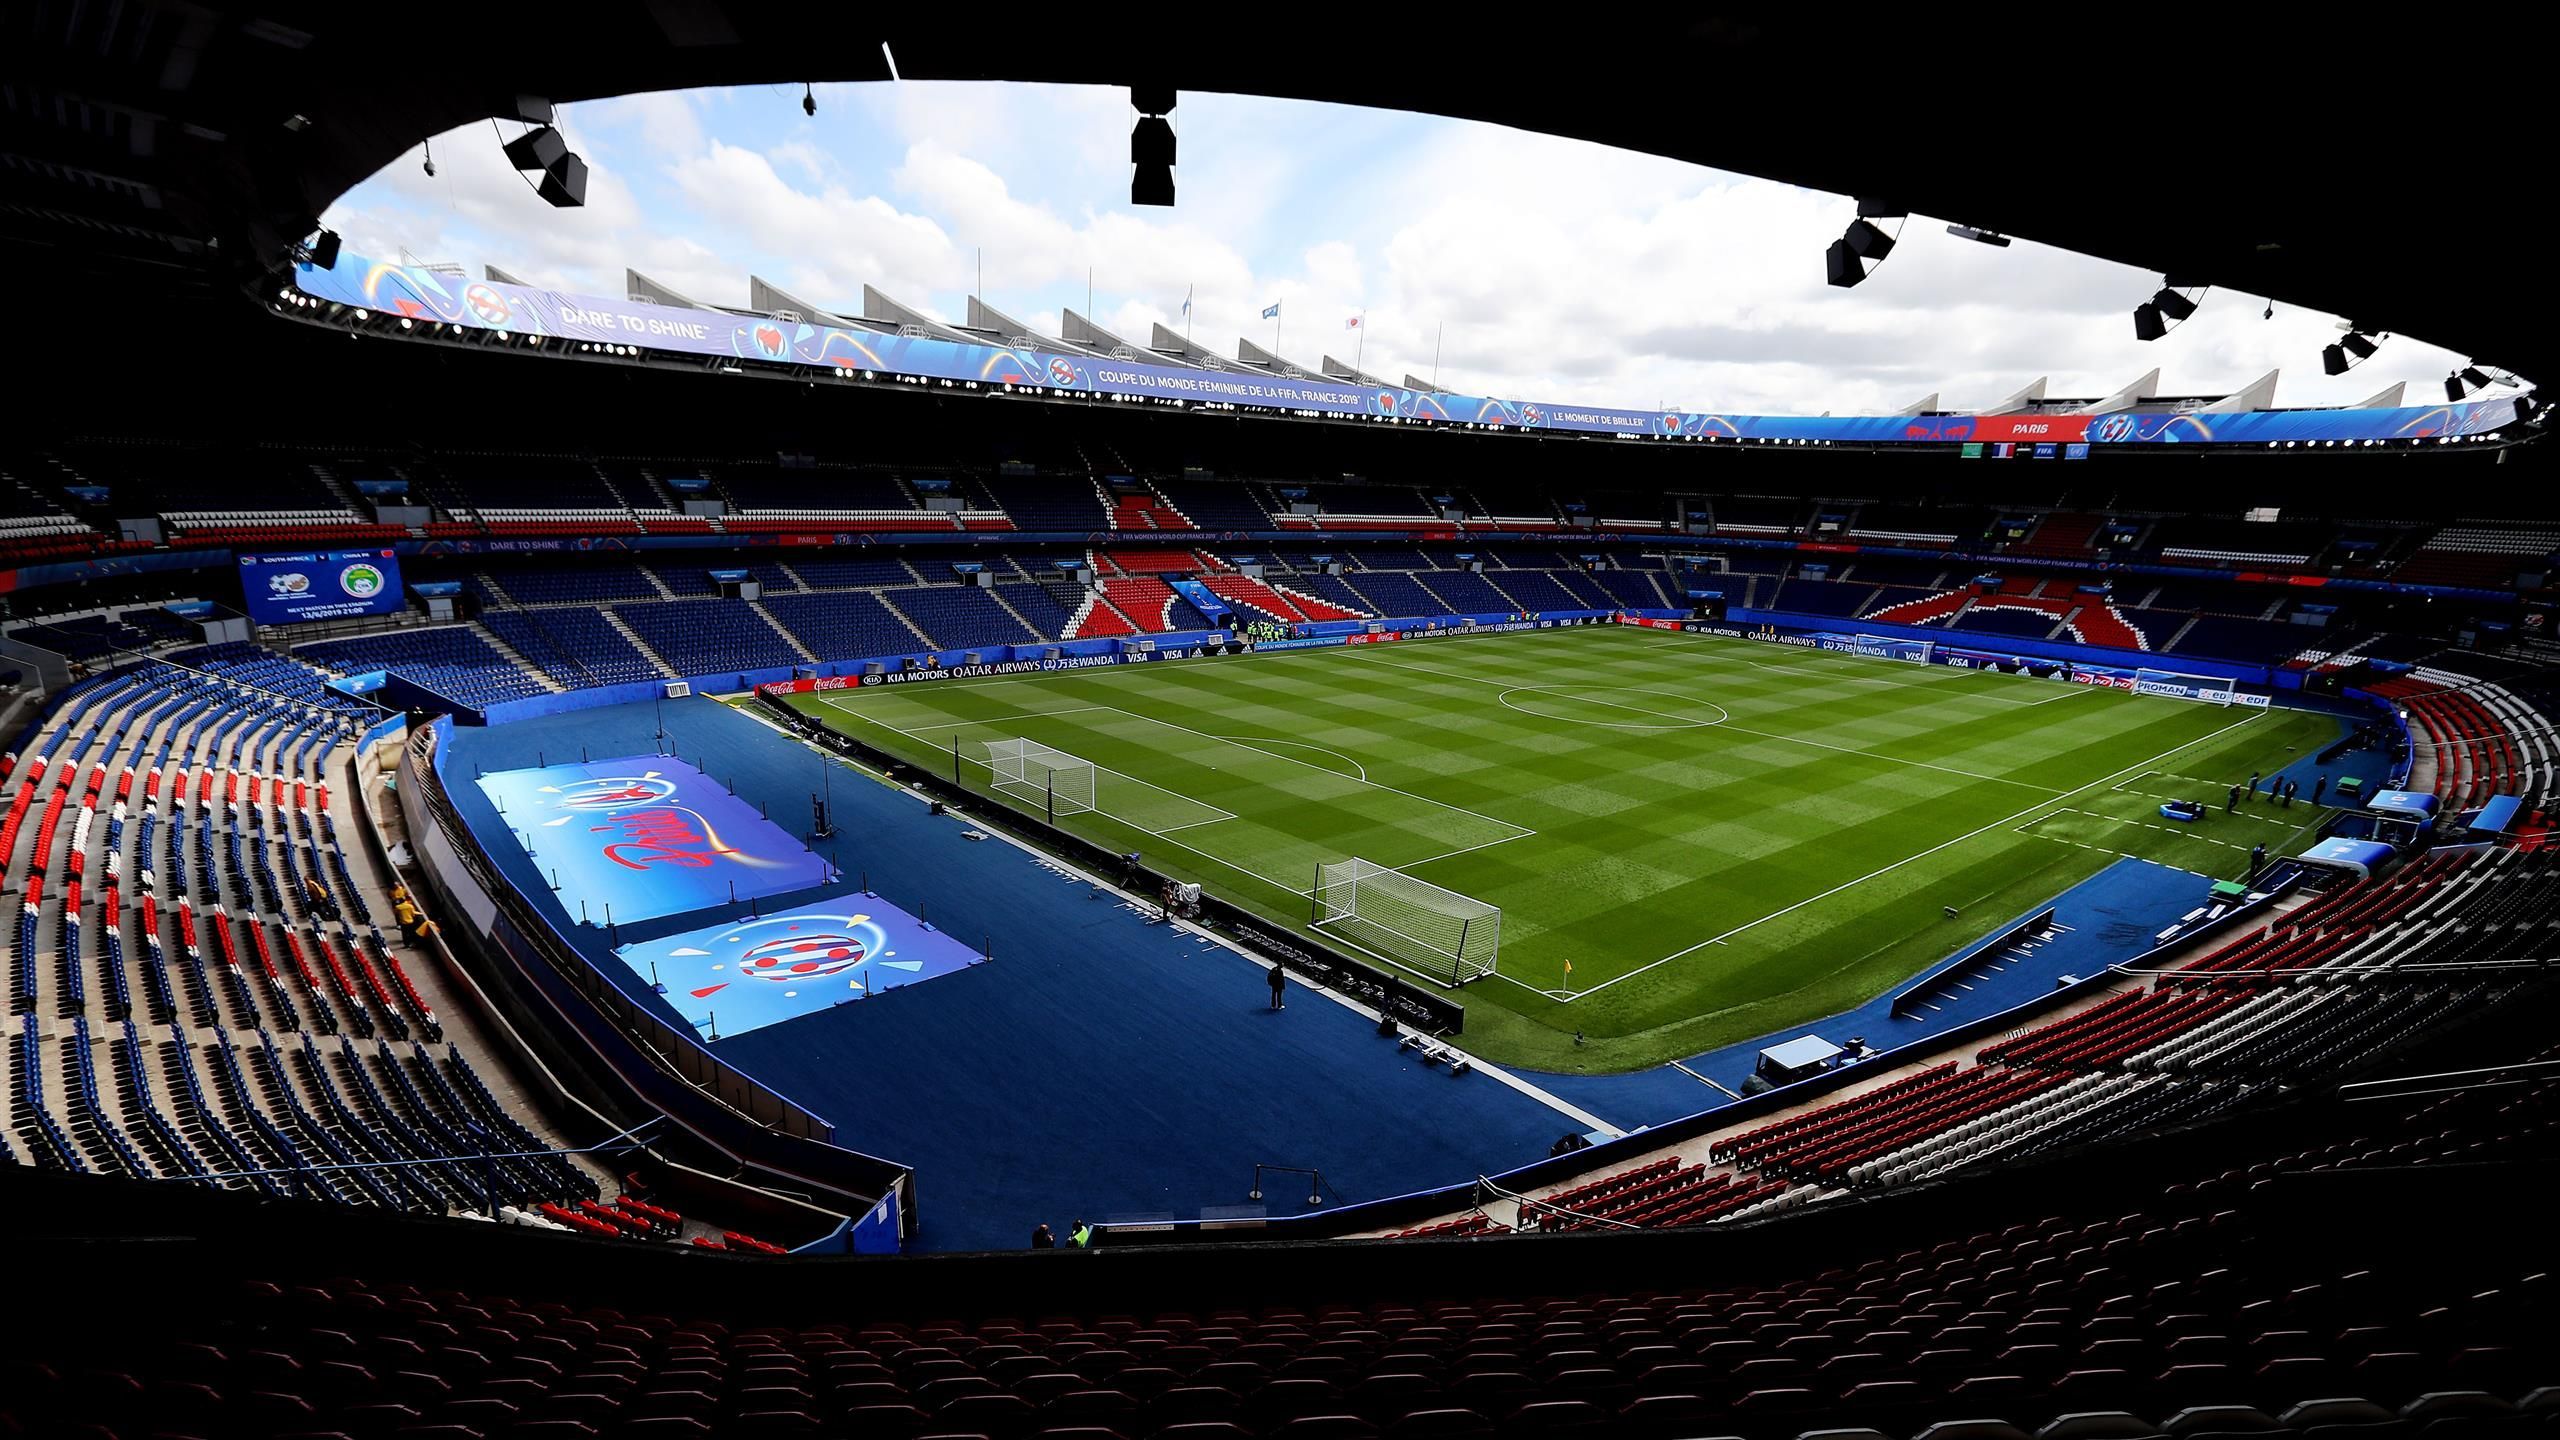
[1843,218,1894,261]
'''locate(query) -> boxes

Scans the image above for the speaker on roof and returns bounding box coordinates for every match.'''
[502,124,566,173]
[536,153,587,209]
[1824,238,1863,288]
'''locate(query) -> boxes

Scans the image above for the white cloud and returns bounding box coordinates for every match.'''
[324,81,2485,417]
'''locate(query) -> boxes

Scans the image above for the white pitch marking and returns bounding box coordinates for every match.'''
[1347,648,2055,792]
[1209,735,1370,782]
[1558,707,2271,1003]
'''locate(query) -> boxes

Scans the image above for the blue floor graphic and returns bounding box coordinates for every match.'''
[439,699,1580,1252]
[475,755,835,922]
[616,903,981,1040]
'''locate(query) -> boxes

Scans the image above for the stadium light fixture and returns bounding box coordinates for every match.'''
[1825,214,1905,289]
[2446,363,2496,401]
[499,121,587,208]
[2324,329,2383,375]
[802,83,816,117]
[2135,279,2204,341]
[1132,87,1176,207]
[1844,219,1895,262]
[1945,223,2012,247]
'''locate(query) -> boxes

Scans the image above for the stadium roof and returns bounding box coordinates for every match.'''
[15,7,2545,385]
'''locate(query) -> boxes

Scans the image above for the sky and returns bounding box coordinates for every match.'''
[323,81,2495,418]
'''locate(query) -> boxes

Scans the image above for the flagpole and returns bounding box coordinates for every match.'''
[1354,310,1366,375]
[1432,321,1443,392]
[1274,302,1281,359]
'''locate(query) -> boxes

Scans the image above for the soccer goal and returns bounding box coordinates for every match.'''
[2134,668,2239,707]
[1844,634,1934,664]
[981,738,1097,819]
[1311,858,1501,987]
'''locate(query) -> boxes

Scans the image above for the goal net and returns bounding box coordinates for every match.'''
[981,738,1097,818]
[2134,668,2238,707]
[1311,858,1501,987]
[1844,634,1934,664]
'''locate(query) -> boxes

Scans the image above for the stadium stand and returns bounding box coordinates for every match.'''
[760,591,931,662]
[994,582,1077,639]
[1342,570,1441,616]
[297,626,557,708]
[1156,476,1274,529]
[2010,511,2107,558]
[790,557,923,589]
[888,584,1041,649]
[0,652,604,1215]
[2393,526,2559,589]
[613,599,805,677]
[984,472,1109,530]
[478,609,668,687]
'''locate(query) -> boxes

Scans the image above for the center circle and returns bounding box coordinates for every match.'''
[1495,686,1730,730]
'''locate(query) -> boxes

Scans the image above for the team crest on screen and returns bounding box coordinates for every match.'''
[267,572,312,596]
[339,562,386,599]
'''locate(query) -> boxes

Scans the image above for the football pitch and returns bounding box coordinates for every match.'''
[785,625,2336,1073]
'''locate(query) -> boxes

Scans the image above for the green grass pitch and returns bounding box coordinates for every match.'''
[784,625,2336,1073]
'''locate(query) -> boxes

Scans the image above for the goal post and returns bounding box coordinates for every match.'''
[979,738,1097,820]
[1311,858,1501,987]
[2134,668,2238,707]
[1844,633,1934,664]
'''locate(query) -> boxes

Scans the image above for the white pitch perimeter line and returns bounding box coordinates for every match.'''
[1345,648,2060,793]
[1558,706,2272,1004]
[2023,807,2260,856]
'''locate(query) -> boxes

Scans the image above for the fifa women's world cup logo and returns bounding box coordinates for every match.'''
[552,774,682,813]
[673,912,921,1001]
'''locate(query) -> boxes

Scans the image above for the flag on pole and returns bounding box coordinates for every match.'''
[1182,286,1192,317]
[1262,301,1281,319]
[1345,315,1361,330]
